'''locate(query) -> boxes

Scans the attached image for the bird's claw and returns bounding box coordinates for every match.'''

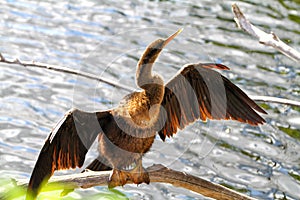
[130,167,150,185]
[108,166,150,189]
[108,169,129,189]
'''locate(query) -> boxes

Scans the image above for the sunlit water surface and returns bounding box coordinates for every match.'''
[0,0,300,199]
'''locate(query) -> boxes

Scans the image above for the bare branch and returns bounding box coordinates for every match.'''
[1,54,299,108]
[14,164,255,200]
[232,3,300,62]
[250,95,300,107]
[0,54,135,92]
[0,53,5,61]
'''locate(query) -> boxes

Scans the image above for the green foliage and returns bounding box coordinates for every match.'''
[0,179,26,200]
[0,179,128,200]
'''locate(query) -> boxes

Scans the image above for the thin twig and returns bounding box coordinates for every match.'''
[232,3,300,62]
[0,52,5,61]
[1,53,299,108]
[13,164,255,200]
[251,95,300,107]
[0,53,135,92]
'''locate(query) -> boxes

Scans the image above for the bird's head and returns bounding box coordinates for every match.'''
[138,28,183,65]
[136,28,182,90]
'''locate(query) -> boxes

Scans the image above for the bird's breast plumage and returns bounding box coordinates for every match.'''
[113,91,161,129]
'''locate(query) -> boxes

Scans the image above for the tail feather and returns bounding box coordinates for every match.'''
[84,157,112,171]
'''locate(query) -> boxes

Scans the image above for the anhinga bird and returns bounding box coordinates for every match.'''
[26,29,266,199]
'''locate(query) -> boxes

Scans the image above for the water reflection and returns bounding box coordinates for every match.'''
[0,0,299,199]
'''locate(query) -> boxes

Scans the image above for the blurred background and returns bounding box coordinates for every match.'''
[0,0,299,199]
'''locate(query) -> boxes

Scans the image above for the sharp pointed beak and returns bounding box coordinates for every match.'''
[163,28,183,47]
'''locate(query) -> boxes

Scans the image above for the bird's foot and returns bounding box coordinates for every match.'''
[129,165,150,185]
[108,169,129,189]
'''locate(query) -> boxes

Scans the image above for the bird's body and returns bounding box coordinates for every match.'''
[26,29,267,199]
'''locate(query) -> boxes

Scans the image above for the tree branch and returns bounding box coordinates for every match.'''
[232,3,300,62]
[13,164,255,200]
[1,52,299,108]
[0,53,135,92]
[250,95,300,107]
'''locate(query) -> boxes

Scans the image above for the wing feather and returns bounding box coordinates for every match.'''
[157,63,266,141]
[26,109,111,199]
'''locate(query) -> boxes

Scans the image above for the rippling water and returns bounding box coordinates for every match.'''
[1,0,300,199]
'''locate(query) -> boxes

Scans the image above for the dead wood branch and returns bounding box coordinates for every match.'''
[0,53,134,92]
[251,95,300,107]
[232,3,300,62]
[1,53,299,108]
[14,164,255,200]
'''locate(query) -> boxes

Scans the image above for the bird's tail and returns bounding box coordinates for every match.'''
[84,156,112,171]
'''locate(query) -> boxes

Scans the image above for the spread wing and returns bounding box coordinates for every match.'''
[157,63,267,141]
[27,109,111,199]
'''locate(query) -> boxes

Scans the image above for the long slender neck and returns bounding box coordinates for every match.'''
[136,29,181,91]
[137,66,156,91]
[136,48,164,105]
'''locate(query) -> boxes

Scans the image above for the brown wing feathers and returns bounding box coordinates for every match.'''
[221,76,266,124]
[27,61,266,198]
[158,63,266,141]
[27,109,110,199]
